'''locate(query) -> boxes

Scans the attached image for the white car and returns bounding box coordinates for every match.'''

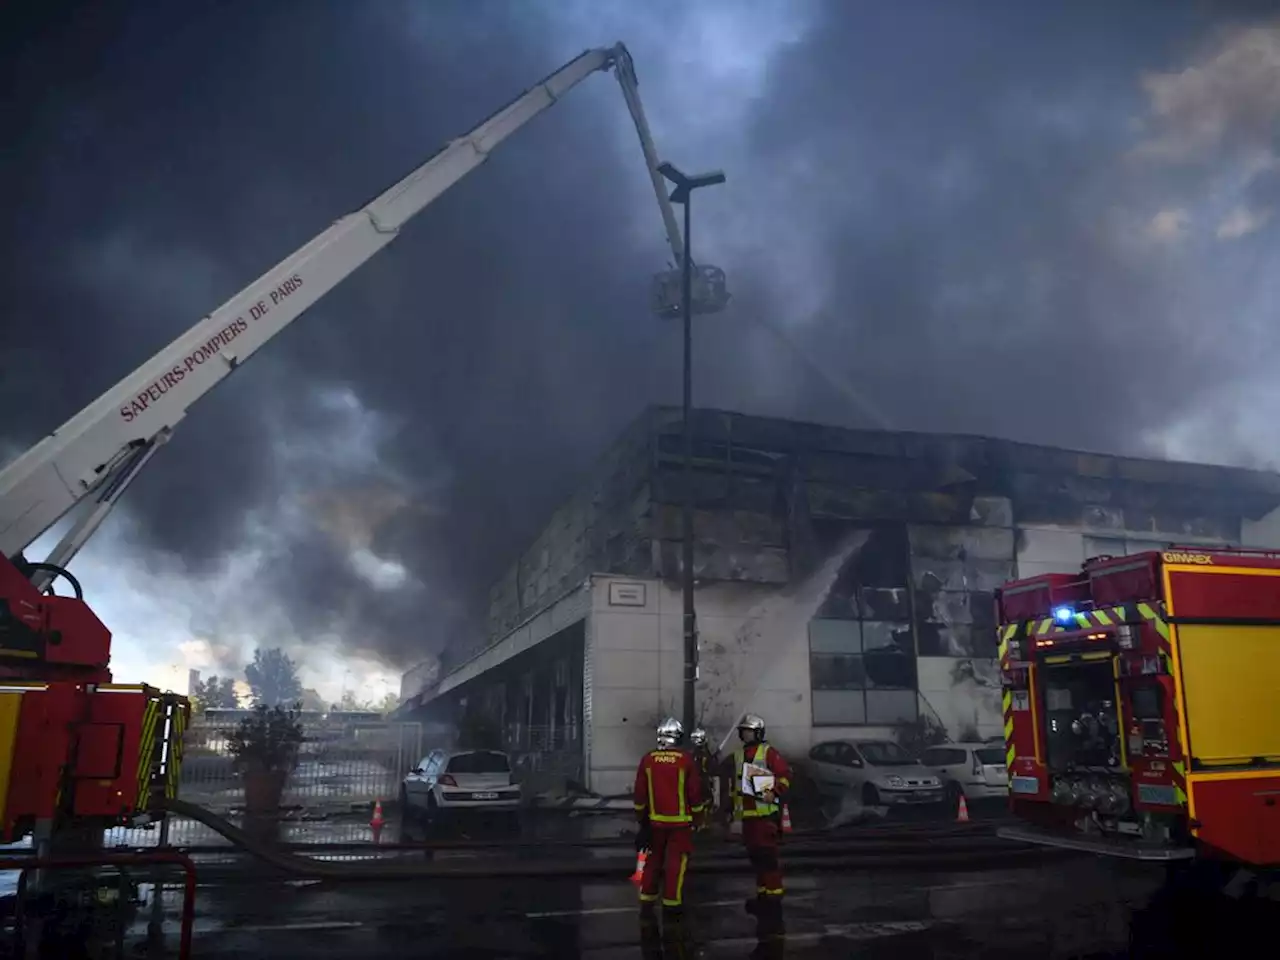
[920,742,1009,802]
[400,748,522,833]
[808,740,945,808]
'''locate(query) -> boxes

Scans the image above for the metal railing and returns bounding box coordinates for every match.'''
[80,718,427,853]
[179,718,422,813]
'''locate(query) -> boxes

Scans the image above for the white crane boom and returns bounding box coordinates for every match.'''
[0,43,680,579]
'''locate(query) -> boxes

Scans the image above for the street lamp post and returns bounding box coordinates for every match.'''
[656,161,726,735]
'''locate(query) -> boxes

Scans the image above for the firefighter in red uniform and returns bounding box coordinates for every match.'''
[634,716,704,917]
[722,713,791,923]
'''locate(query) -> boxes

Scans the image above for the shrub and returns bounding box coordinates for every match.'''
[226,704,305,775]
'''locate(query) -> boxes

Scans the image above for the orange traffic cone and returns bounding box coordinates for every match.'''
[780,804,793,834]
[956,793,970,823]
[370,798,386,843]
[630,848,648,886]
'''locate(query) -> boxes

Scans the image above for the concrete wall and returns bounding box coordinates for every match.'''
[399,658,440,702]
[586,533,994,794]
[587,572,833,797]
[584,505,1280,795]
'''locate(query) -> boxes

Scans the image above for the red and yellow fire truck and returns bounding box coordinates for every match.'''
[996,547,1280,871]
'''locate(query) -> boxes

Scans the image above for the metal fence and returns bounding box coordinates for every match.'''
[178,717,422,814]
[97,717,426,849]
[72,716,588,850]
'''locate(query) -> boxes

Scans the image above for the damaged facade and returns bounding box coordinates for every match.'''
[408,407,1280,795]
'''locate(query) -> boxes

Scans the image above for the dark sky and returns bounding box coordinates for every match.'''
[4,0,1280,679]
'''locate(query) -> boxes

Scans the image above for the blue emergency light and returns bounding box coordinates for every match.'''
[1053,606,1075,624]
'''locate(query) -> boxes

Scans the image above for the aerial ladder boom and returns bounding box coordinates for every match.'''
[0,43,677,581]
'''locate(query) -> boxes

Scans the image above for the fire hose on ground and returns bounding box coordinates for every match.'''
[165,819,1002,856]
[150,798,1073,881]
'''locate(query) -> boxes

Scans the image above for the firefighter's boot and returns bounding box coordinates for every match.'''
[755,896,785,937]
[639,910,663,959]
[662,906,693,959]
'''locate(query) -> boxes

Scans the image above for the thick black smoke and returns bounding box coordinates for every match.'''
[729,1,1280,451]
[3,1,1278,669]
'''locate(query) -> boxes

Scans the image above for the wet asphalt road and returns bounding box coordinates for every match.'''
[184,855,1161,958]
[0,803,1185,957]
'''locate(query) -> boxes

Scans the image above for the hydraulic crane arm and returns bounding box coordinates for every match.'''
[0,43,675,578]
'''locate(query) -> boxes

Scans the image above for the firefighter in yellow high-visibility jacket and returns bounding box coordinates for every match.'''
[719,714,791,924]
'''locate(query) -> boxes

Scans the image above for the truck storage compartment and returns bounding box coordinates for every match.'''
[1188,773,1280,866]
[1087,552,1162,608]
[1177,623,1280,767]
[999,574,1090,622]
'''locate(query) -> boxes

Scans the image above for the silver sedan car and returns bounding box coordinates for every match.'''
[808,739,945,808]
[401,748,522,835]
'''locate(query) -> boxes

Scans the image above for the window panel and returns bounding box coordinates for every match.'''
[809,608,920,726]
[865,689,918,724]
[863,647,916,689]
[810,653,866,690]
[861,620,911,652]
[812,690,866,725]
[809,618,862,654]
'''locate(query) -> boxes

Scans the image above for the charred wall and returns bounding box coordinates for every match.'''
[474,406,1280,681]
[482,413,653,647]
[640,407,1280,587]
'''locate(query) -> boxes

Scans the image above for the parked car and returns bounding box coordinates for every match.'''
[400,748,522,835]
[920,742,1009,802]
[807,740,945,808]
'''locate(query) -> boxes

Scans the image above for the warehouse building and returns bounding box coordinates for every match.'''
[404,406,1280,796]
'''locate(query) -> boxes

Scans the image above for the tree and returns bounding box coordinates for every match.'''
[192,675,238,711]
[244,647,303,708]
[338,689,367,712]
[335,690,399,714]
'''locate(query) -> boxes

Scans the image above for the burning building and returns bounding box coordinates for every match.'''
[404,407,1280,796]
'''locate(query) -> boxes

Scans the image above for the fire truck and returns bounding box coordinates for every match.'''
[0,43,693,850]
[996,547,1280,878]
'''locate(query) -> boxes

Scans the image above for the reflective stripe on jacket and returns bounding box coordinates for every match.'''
[732,742,792,821]
[634,748,704,827]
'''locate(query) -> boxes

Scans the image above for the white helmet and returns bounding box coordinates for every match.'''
[656,716,684,748]
[737,714,766,741]
[690,727,708,748]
